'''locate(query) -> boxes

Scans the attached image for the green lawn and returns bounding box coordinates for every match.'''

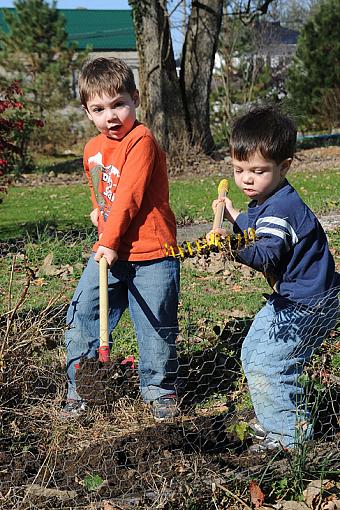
[0,184,91,238]
[1,167,339,357]
[1,169,339,239]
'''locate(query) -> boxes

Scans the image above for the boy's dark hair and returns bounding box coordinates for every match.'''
[78,57,136,108]
[230,104,297,164]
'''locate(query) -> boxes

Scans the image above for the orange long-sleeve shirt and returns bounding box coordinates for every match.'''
[83,122,177,261]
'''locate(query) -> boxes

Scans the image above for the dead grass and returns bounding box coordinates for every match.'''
[1,261,339,509]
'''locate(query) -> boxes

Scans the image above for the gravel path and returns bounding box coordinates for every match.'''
[177,211,340,243]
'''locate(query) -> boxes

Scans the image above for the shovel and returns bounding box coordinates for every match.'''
[98,257,110,363]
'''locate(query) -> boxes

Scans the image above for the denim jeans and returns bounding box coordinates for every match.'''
[241,295,338,447]
[65,256,180,403]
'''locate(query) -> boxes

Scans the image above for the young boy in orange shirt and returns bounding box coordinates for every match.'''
[63,57,180,420]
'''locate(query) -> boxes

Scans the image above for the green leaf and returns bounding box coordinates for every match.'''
[82,474,104,492]
[227,421,249,441]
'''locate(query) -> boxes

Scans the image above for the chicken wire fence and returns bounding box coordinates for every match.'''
[0,235,339,510]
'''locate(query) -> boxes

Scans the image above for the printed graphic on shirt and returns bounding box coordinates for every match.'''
[88,151,121,209]
[89,165,106,210]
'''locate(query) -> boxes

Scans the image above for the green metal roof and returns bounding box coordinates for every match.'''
[0,8,136,50]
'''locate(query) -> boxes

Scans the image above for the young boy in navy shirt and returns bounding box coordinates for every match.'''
[210,104,339,451]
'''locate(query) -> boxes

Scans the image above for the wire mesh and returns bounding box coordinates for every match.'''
[1,234,339,510]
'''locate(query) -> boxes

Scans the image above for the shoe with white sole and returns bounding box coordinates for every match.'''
[151,394,178,421]
[61,399,87,418]
[248,418,267,440]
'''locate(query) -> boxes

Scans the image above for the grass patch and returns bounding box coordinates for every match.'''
[0,233,94,314]
[0,184,92,238]
[289,171,340,213]
[1,167,339,357]
[0,238,267,353]
[1,169,339,239]
[1,161,339,510]
[34,154,83,174]
[179,265,266,321]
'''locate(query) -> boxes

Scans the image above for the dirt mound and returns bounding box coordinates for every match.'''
[293,146,340,172]
[76,357,139,405]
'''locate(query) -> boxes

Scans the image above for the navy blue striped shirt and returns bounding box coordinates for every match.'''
[233,180,339,306]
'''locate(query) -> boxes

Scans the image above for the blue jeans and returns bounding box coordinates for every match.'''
[241,296,338,447]
[65,256,180,403]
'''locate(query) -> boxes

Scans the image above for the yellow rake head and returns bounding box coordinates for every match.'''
[164,229,256,260]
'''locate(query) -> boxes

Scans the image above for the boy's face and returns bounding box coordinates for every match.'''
[85,90,140,140]
[232,152,292,204]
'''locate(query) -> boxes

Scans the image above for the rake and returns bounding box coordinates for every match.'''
[164,179,256,260]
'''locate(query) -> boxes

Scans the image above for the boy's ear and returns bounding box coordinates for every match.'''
[133,89,140,107]
[82,104,93,122]
[280,158,292,176]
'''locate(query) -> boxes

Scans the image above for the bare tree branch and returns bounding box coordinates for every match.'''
[224,0,276,24]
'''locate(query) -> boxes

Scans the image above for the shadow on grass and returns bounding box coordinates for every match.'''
[0,221,95,250]
[35,156,83,175]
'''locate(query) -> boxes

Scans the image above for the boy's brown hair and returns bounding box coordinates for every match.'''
[230,103,297,164]
[78,57,136,108]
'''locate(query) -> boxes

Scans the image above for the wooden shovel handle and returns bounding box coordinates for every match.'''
[99,256,110,362]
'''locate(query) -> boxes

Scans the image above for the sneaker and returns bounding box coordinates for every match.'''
[248,418,267,440]
[248,437,286,453]
[151,394,178,422]
[61,399,87,418]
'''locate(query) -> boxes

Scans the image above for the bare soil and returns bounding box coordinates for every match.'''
[1,311,339,509]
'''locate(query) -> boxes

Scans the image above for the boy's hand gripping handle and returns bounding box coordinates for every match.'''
[212,179,229,230]
[98,257,110,363]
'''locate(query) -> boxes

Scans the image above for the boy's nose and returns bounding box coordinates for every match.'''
[243,173,254,184]
[106,108,117,122]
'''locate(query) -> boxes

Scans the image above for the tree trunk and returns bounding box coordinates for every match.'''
[180,0,223,154]
[129,0,188,152]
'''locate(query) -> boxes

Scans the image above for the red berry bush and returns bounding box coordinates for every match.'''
[0,80,44,175]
